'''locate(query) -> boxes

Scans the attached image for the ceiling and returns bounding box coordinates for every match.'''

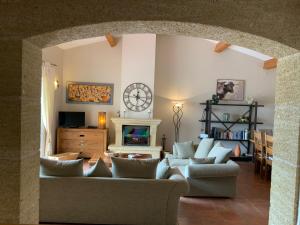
[57,35,272,61]
[57,36,107,50]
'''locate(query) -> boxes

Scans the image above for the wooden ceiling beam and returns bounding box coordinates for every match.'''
[105,33,117,47]
[214,41,231,53]
[263,58,278,70]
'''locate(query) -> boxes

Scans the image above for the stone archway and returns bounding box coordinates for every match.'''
[9,21,300,225]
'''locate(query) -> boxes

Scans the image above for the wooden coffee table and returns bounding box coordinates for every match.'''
[48,152,79,161]
[96,152,152,167]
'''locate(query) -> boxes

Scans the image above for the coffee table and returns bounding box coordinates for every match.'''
[48,152,79,161]
[97,152,152,167]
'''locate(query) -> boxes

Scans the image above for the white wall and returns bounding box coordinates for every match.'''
[61,40,122,142]
[42,46,64,152]
[42,34,276,153]
[120,34,156,118]
[154,35,276,152]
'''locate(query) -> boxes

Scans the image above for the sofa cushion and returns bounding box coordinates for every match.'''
[194,138,214,158]
[84,159,112,177]
[175,141,195,159]
[40,157,84,177]
[189,157,216,164]
[208,146,232,164]
[156,158,172,179]
[168,158,190,167]
[172,144,178,157]
[177,166,186,176]
[111,157,159,179]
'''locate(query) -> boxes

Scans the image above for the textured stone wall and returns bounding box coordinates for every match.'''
[269,53,300,225]
[0,1,299,224]
[0,40,22,224]
[0,1,299,50]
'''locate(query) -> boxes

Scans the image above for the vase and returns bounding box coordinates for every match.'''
[233,144,241,157]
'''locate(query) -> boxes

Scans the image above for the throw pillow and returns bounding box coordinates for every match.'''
[40,157,84,177]
[207,146,233,164]
[175,141,195,159]
[156,158,171,179]
[84,159,112,177]
[111,157,159,179]
[172,144,178,157]
[214,141,223,147]
[194,138,214,158]
[189,157,216,164]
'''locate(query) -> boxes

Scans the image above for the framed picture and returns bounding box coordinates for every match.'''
[216,79,245,101]
[66,81,114,105]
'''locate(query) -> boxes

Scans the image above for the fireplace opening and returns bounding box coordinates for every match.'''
[122,125,150,146]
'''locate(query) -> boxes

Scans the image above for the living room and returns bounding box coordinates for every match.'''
[1,2,299,225]
[40,33,276,225]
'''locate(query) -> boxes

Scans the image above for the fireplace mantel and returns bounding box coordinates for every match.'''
[108,118,162,158]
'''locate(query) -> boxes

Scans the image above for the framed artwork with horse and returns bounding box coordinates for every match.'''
[216,79,245,101]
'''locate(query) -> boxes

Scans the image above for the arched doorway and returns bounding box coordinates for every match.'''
[6,21,300,225]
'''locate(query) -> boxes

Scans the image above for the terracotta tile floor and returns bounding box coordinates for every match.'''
[178,162,271,225]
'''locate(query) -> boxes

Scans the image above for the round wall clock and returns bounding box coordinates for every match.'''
[123,83,153,112]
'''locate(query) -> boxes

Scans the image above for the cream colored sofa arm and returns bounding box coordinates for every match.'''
[185,160,240,179]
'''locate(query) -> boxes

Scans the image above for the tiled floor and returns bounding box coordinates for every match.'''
[178,162,271,225]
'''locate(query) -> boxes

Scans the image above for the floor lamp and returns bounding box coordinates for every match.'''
[173,102,183,142]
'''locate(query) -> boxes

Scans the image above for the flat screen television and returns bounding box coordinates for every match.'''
[59,112,85,128]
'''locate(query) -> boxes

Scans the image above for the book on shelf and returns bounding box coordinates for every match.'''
[210,127,249,140]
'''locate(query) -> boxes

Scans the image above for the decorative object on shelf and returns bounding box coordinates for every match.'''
[222,113,230,122]
[233,144,241,157]
[123,82,152,112]
[239,116,249,123]
[66,81,114,105]
[216,79,245,101]
[123,109,126,118]
[116,111,120,117]
[173,102,184,142]
[98,112,106,129]
[211,94,219,104]
[246,96,254,104]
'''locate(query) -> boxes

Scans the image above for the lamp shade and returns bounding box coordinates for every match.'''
[98,112,106,129]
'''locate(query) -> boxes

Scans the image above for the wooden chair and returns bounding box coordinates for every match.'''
[254,131,265,177]
[264,134,273,180]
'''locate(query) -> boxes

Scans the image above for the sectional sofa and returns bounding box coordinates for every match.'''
[165,139,240,198]
[40,168,188,225]
[166,156,240,197]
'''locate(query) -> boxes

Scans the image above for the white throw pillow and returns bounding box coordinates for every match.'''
[156,158,171,179]
[172,144,178,157]
[207,145,232,164]
[84,159,112,177]
[174,141,195,159]
[194,138,214,158]
[40,158,84,177]
[111,157,159,179]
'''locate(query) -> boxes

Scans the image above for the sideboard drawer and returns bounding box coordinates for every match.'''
[57,128,107,160]
[59,130,105,140]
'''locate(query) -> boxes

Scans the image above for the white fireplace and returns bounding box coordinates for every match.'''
[108,118,162,158]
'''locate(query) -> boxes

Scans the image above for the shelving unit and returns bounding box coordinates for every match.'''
[199,100,264,161]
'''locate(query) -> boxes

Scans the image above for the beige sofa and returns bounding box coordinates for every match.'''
[40,171,188,225]
[166,154,240,197]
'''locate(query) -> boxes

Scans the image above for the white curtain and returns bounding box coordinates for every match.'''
[40,62,56,157]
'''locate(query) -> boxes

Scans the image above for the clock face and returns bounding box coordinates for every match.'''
[123,83,153,112]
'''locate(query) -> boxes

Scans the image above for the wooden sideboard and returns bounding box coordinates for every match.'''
[57,128,108,161]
